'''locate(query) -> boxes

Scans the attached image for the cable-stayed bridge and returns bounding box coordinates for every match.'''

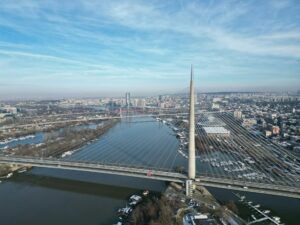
[0,68,299,199]
[1,112,299,198]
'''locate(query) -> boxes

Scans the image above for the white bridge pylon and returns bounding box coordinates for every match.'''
[188,64,196,180]
[186,65,196,196]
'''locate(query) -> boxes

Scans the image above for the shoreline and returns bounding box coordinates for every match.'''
[0,119,119,178]
[113,182,246,225]
[0,164,32,178]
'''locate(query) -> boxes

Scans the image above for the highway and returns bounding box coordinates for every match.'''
[0,156,186,183]
[197,176,300,199]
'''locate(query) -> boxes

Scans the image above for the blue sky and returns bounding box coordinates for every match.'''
[0,0,300,99]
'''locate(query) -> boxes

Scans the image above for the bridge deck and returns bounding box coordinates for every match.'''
[0,156,299,199]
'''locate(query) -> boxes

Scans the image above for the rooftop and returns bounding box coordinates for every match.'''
[203,126,230,135]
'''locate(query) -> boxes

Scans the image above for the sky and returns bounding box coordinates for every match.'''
[0,0,300,99]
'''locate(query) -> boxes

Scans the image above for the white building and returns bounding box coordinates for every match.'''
[265,130,272,137]
[1,106,17,114]
[234,110,243,119]
[203,126,230,137]
[242,118,257,127]
[212,103,220,110]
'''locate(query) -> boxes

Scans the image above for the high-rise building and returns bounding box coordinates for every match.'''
[234,110,243,119]
[158,95,163,102]
[125,92,131,107]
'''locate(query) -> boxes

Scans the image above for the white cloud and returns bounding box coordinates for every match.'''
[75,0,300,59]
[0,0,299,96]
[1,0,299,59]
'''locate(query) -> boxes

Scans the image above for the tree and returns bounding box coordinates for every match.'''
[225,200,239,214]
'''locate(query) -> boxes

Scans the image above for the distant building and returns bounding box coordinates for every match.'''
[212,103,220,110]
[234,110,243,119]
[261,119,267,128]
[0,105,17,114]
[159,102,165,108]
[125,92,131,107]
[203,126,230,137]
[158,95,163,102]
[271,113,277,120]
[0,113,6,123]
[272,126,280,135]
[137,99,146,108]
[212,97,221,103]
[242,118,257,127]
[265,130,272,137]
[132,99,138,107]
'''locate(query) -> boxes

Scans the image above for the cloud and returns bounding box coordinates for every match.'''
[73,0,300,59]
[0,0,299,97]
[1,0,299,59]
[268,0,292,9]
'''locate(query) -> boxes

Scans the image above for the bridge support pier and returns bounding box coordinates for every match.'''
[186,179,194,197]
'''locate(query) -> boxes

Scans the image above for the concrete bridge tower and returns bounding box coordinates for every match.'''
[186,64,196,196]
[188,65,196,180]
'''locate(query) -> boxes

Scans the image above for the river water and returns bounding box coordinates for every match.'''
[0,118,299,225]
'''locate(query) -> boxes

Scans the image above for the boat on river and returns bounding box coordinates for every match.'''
[128,195,142,206]
[142,190,149,196]
[117,206,132,217]
[18,168,27,173]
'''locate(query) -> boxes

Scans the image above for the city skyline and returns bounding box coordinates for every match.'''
[0,0,300,100]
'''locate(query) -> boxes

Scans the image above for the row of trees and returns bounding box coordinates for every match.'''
[0,164,11,177]
[125,195,173,225]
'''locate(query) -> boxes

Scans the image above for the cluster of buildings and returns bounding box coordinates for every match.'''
[0,105,18,122]
[1,92,299,157]
[94,93,183,109]
[206,92,300,156]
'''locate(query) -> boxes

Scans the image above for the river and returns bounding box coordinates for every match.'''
[0,118,299,225]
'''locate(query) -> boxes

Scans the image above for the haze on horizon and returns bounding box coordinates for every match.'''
[0,0,300,100]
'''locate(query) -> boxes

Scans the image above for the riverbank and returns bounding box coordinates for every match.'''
[0,119,119,177]
[0,164,31,177]
[2,119,119,157]
[0,117,110,141]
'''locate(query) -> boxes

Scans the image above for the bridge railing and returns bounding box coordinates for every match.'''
[0,155,187,178]
[196,173,300,191]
